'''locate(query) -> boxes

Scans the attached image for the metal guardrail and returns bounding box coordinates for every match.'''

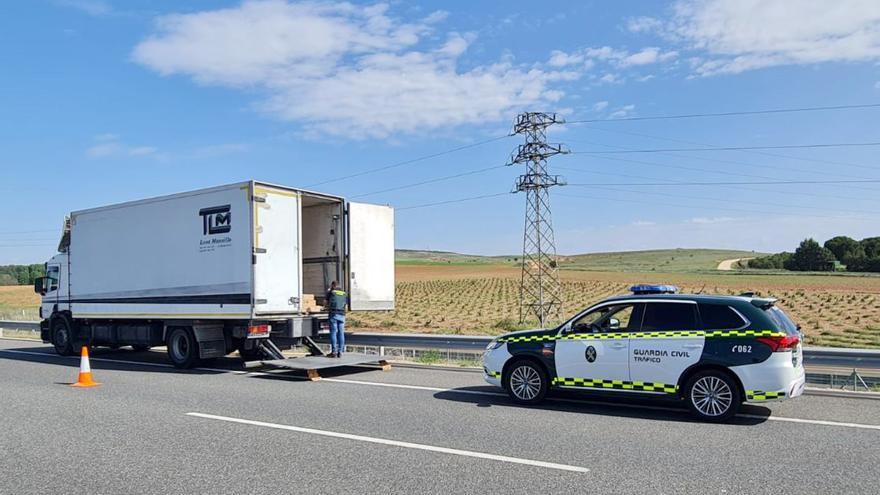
[1,320,878,390]
[0,320,40,337]
[3,320,880,359]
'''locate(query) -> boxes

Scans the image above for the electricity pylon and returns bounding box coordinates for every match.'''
[508,112,568,327]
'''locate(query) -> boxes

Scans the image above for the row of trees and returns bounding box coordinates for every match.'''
[748,236,880,272]
[0,264,45,286]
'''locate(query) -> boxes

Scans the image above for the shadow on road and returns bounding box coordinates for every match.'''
[0,345,235,375]
[0,344,391,382]
[433,386,772,426]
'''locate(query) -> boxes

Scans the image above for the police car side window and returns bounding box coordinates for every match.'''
[698,304,746,330]
[641,303,697,331]
[572,304,636,333]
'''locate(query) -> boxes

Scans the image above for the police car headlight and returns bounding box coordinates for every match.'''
[486,339,503,351]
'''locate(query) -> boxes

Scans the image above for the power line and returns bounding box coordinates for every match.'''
[306,135,511,188]
[569,184,879,217]
[575,125,879,175]
[571,142,880,154]
[566,102,880,124]
[396,192,511,211]
[566,179,880,186]
[562,138,880,195]
[0,229,58,235]
[555,165,880,208]
[556,192,880,220]
[351,165,505,199]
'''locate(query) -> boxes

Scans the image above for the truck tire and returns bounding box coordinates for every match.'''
[51,317,75,356]
[131,345,151,352]
[166,327,199,369]
[685,370,741,422]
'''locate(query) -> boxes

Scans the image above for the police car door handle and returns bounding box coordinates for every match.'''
[609,342,627,349]
[683,344,703,349]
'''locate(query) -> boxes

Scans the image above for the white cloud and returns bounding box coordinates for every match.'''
[688,216,737,224]
[592,100,609,112]
[133,1,577,139]
[627,16,662,34]
[631,220,657,226]
[548,50,584,67]
[666,0,880,75]
[620,47,678,67]
[549,45,677,85]
[86,135,156,158]
[57,0,112,16]
[609,104,636,119]
[127,146,158,156]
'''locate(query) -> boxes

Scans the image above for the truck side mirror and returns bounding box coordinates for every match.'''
[33,277,46,295]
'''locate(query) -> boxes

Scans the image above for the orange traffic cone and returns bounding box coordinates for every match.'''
[71,346,100,388]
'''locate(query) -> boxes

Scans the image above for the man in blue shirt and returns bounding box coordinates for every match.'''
[325,281,348,358]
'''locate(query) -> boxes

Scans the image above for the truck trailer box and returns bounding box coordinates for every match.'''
[61,181,393,319]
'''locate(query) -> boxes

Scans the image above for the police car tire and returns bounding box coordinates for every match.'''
[684,370,741,422]
[503,360,549,405]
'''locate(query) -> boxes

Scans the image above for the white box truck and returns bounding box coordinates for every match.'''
[34,180,394,368]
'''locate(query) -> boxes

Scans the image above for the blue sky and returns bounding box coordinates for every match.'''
[2,0,880,263]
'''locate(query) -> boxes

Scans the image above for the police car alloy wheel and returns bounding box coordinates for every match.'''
[685,370,741,421]
[504,360,549,404]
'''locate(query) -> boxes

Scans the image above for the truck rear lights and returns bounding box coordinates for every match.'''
[756,335,799,352]
[247,324,271,338]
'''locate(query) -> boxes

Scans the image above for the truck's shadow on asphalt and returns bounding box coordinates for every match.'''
[0,345,387,381]
[433,387,772,426]
[0,346,235,375]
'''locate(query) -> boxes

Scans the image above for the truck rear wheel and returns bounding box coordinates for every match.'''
[51,318,75,356]
[167,327,199,369]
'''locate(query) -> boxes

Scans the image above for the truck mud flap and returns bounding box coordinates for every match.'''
[193,325,226,359]
[199,340,226,359]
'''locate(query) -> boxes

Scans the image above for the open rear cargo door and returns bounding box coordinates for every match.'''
[347,202,395,310]
[253,185,300,315]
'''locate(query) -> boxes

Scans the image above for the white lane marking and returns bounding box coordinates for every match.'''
[739,414,880,431]
[186,412,589,473]
[4,348,879,431]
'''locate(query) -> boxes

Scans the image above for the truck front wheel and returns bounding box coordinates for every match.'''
[51,318,75,356]
[167,327,199,369]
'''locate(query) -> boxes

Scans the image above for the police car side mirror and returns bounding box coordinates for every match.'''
[608,318,620,330]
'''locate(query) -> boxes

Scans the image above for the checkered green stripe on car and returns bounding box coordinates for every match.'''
[746,390,786,401]
[552,377,679,394]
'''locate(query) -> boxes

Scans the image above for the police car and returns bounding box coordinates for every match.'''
[482,285,805,421]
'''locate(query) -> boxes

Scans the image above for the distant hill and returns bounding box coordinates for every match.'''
[395,248,765,272]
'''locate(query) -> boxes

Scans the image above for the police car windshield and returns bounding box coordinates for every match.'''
[764,306,799,335]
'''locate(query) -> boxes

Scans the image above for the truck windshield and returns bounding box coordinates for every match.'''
[764,306,799,335]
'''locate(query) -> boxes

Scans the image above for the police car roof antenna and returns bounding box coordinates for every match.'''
[507,112,569,327]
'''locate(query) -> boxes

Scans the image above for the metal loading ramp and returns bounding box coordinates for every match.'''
[244,337,391,380]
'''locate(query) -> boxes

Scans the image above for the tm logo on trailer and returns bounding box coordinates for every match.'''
[199,205,231,235]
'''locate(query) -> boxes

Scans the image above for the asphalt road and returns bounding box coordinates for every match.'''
[1,339,878,495]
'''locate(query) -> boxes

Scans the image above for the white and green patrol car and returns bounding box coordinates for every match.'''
[482,286,805,421]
